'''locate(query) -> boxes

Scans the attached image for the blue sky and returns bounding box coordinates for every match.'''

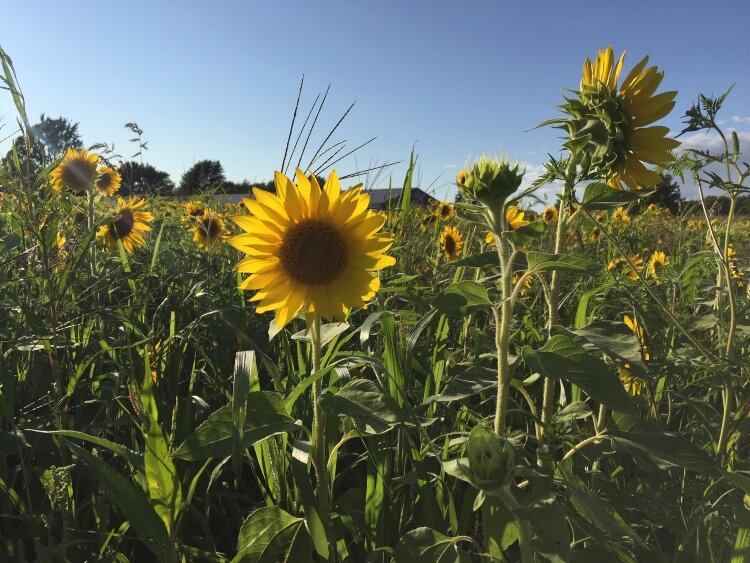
[1,0,749,201]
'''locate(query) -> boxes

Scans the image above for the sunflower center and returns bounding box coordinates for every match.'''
[203,217,222,239]
[96,172,112,189]
[63,160,96,188]
[444,236,456,254]
[110,210,135,239]
[280,220,348,285]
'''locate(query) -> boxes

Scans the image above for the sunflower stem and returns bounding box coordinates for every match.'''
[87,190,96,275]
[309,315,330,522]
[540,180,570,440]
[493,233,514,436]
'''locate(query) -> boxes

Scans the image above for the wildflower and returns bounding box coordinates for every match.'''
[95,166,122,197]
[183,201,207,224]
[558,46,679,188]
[590,226,603,242]
[618,363,646,397]
[687,219,702,230]
[624,313,650,360]
[512,271,533,295]
[191,211,228,250]
[541,205,559,225]
[649,251,669,280]
[228,170,395,329]
[434,200,456,221]
[51,148,99,192]
[439,225,463,261]
[608,255,644,282]
[612,206,631,226]
[97,197,154,253]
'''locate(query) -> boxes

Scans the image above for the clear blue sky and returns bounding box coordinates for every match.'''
[1,0,749,201]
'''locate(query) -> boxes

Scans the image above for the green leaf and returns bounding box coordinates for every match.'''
[433,281,492,316]
[504,220,546,246]
[553,401,593,423]
[580,182,653,209]
[291,322,349,346]
[526,251,601,275]
[290,441,329,559]
[174,393,298,460]
[432,366,496,402]
[319,378,408,434]
[393,527,472,562]
[521,335,634,414]
[65,442,172,560]
[233,507,312,563]
[610,429,721,477]
[732,528,750,562]
[482,496,519,556]
[28,429,144,470]
[527,496,571,563]
[450,251,528,271]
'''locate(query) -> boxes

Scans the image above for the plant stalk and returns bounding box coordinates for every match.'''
[309,315,330,520]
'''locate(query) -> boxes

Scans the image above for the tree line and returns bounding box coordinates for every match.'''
[2,115,749,212]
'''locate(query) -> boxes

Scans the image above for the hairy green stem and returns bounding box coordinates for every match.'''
[493,236,514,435]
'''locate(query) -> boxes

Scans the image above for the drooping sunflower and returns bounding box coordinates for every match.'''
[570,46,680,188]
[434,200,456,221]
[191,210,228,250]
[95,165,122,196]
[97,196,154,253]
[506,206,528,230]
[439,225,463,261]
[512,271,533,295]
[618,363,646,397]
[541,206,559,225]
[51,148,99,192]
[624,313,650,361]
[649,250,669,280]
[228,170,395,329]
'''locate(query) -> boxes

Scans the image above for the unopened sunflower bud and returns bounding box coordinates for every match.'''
[467,426,515,492]
[456,156,524,210]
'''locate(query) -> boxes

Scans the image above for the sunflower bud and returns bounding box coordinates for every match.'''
[467,426,515,492]
[456,156,524,210]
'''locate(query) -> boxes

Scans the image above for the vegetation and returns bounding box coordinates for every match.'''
[0,44,749,563]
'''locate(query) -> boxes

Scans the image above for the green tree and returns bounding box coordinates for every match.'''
[178,160,226,194]
[2,114,83,173]
[118,161,175,196]
[636,173,683,214]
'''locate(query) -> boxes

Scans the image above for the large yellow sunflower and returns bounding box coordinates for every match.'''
[191,210,228,250]
[51,148,99,192]
[439,225,463,261]
[183,201,207,224]
[97,196,154,253]
[565,46,679,188]
[228,169,395,329]
[95,165,122,196]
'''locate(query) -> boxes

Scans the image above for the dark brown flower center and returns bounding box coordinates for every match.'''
[201,216,222,240]
[63,159,96,189]
[96,172,112,190]
[444,236,456,253]
[280,220,348,285]
[110,210,135,239]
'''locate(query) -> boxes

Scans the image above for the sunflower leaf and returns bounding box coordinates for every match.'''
[433,281,492,315]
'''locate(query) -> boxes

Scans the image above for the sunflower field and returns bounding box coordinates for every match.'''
[1,44,750,563]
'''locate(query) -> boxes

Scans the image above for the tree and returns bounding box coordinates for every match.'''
[118,161,175,196]
[636,173,683,214]
[2,114,83,173]
[178,160,226,194]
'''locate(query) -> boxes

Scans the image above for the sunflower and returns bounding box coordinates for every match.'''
[608,255,644,282]
[183,201,207,224]
[512,271,533,295]
[612,206,630,226]
[95,165,122,196]
[51,148,99,192]
[228,170,395,329]
[191,211,228,250]
[624,313,650,361]
[618,364,646,397]
[439,225,463,261]
[687,219,702,231]
[485,231,496,246]
[590,226,603,242]
[541,206,559,225]
[435,200,456,221]
[649,251,669,280]
[420,213,437,231]
[506,206,528,230]
[572,46,679,188]
[97,196,154,253]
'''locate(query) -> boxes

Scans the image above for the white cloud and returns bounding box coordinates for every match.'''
[678,130,750,153]
[443,163,457,169]
[731,116,750,124]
